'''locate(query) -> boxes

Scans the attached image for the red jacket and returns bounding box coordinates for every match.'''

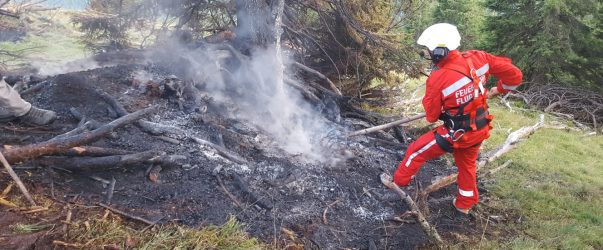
[422,50,523,123]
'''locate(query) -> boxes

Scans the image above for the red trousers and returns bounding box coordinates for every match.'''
[393,125,490,209]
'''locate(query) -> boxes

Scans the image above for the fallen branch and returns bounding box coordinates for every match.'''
[421,115,545,196]
[98,203,156,225]
[57,146,135,157]
[348,113,426,137]
[191,136,247,164]
[212,166,242,208]
[233,174,272,210]
[95,89,186,136]
[0,8,19,18]
[0,151,37,206]
[322,199,342,225]
[20,80,50,96]
[52,240,86,248]
[380,173,444,248]
[105,178,116,204]
[1,105,158,164]
[52,121,97,140]
[38,151,186,169]
[37,151,158,169]
[485,160,513,176]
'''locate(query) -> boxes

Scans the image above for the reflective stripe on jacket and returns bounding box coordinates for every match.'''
[422,50,523,123]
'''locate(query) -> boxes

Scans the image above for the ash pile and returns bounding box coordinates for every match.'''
[2,41,459,249]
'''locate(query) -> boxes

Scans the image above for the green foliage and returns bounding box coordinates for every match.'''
[291,0,425,95]
[482,0,603,87]
[432,0,486,49]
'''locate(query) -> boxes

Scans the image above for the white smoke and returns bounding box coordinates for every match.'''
[171,44,337,163]
[32,58,101,76]
[232,48,332,161]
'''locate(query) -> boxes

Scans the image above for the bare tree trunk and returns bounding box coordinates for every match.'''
[235,0,276,48]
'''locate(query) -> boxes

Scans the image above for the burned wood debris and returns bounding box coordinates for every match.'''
[0,45,448,248]
[1,3,473,249]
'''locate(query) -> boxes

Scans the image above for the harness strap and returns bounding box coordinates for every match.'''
[439,53,492,133]
[434,131,453,153]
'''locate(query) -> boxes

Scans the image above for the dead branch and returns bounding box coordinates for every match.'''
[94,89,186,136]
[380,173,444,248]
[19,80,49,96]
[485,160,513,176]
[293,62,342,96]
[52,241,86,248]
[212,166,242,208]
[0,151,36,206]
[322,199,342,225]
[57,146,135,157]
[51,121,98,140]
[0,8,18,18]
[348,113,426,137]
[191,136,247,164]
[523,84,603,129]
[37,151,158,169]
[98,203,156,225]
[421,115,545,196]
[481,115,545,166]
[38,151,186,170]
[0,0,10,8]
[1,105,158,164]
[105,178,116,204]
[233,174,272,210]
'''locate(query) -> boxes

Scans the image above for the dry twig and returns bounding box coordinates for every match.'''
[0,151,36,206]
[322,199,342,225]
[98,203,156,225]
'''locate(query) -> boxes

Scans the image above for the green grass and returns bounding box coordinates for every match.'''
[480,101,603,249]
[0,10,87,70]
[65,215,265,250]
[11,223,54,233]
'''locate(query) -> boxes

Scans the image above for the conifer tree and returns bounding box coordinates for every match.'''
[483,0,602,86]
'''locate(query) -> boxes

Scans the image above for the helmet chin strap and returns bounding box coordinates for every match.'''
[430,47,449,64]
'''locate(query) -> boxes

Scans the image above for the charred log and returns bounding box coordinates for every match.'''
[56,146,134,157]
[1,105,158,164]
[233,174,272,211]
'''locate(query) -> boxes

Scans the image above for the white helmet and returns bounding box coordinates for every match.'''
[417,23,461,51]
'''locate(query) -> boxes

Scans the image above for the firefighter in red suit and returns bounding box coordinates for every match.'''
[393,23,523,214]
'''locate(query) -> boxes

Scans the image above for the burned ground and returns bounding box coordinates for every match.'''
[1,56,489,249]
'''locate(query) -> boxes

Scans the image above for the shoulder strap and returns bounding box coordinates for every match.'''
[441,63,472,80]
